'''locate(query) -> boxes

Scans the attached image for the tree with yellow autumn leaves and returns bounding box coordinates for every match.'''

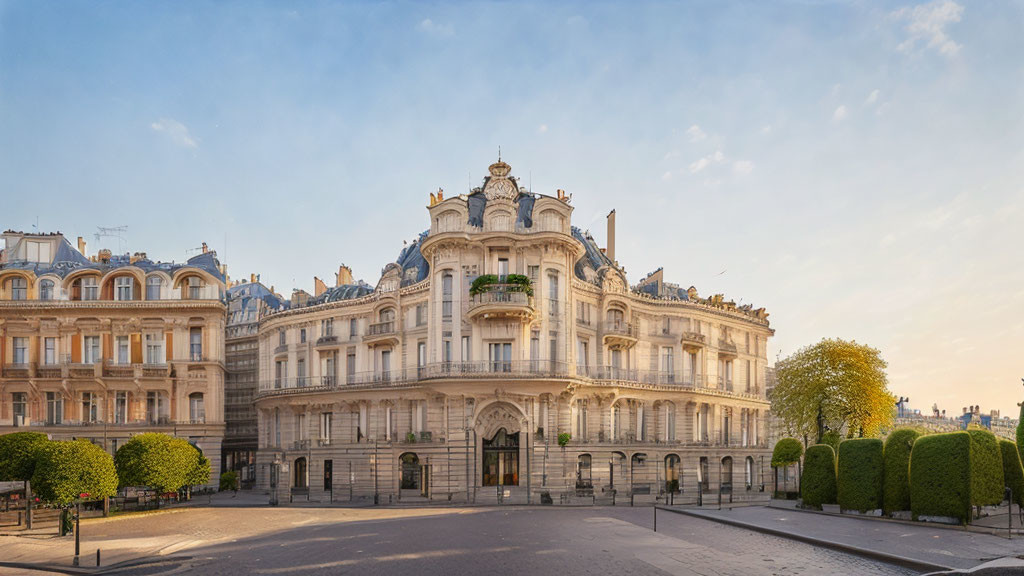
[771,338,895,445]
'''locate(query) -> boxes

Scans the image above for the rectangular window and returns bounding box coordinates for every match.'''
[275,360,286,388]
[461,336,471,362]
[146,391,168,424]
[577,340,588,369]
[297,358,306,383]
[82,277,98,301]
[347,351,356,379]
[144,333,163,364]
[46,392,63,425]
[322,318,333,337]
[415,304,427,326]
[300,328,306,343]
[349,319,358,338]
[116,336,130,364]
[547,273,559,316]
[10,278,27,300]
[82,392,99,423]
[115,276,133,301]
[443,339,452,363]
[12,392,27,426]
[114,391,128,424]
[12,337,27,364]
[417,342,426,368]
[497,257,509,279]
[441,273,453,319]
[279,330,286,347]
[662,317,671,335]
[662,347,674,375]
[380,350,391,380]
[146,277,162,300]
[84,335,100,364]
[320,412,332,443]
[549,336,557,364]
[488,342,511,372]
[527,265,539,283]
[44,337,56,365]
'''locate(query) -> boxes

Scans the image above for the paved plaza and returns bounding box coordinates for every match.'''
[0,499,919,576]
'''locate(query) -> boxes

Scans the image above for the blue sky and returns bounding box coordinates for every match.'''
[2,1,1022,417]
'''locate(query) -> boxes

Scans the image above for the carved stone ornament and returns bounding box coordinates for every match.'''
[475,401,526,439]
[483,160,518,201]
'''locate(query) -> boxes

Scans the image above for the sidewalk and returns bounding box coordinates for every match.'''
[668,505,1024,572]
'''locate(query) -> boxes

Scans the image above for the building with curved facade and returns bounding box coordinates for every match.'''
[255,159,774,505]
[0,231,227,485]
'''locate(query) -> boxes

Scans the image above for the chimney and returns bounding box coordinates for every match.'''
[336,265,353,287]
[77,236,87,256]
[201,242,208,254]
[606,210,616,264]
[250,273,256,283]
[314,276,327,297]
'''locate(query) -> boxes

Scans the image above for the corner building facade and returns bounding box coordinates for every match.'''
[255,160,774,505]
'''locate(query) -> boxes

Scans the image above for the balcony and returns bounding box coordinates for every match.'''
[717,340,738,359]
[141,363,171,378]
[69,363,101,378]
[681,331,706,350]
[363,321,399,347]
[103,362,135,379]
[2,363,31,379]
[315,335,340,349]
[467,286,535,321]
[601,321,638,349]
[35,364,63,379]
[274,344,289,355]
[418,360,570,380]
[716,375,734,391]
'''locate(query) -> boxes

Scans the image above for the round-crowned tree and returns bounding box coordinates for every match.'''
[115,433,192,493]
[31,440,117,506]
[0,431,50,482]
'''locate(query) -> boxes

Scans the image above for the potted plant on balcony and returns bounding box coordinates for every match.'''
[469,274,533,297]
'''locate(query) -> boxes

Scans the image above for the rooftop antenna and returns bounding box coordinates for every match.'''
[95,226,128,254]
[498,145,501,162]
[31,217,39,233]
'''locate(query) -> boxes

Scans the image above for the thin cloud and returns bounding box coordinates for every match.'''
[537,124,548,134]
[733,160,754,175]
[833,105,848,122]
[685,124,707,143]
[150,118,198,148]
[417,18,454,37]
[892,0,964,56]
[689,150,724,174]
[865,89,880,106]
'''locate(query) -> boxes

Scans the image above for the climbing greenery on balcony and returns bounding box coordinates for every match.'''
[469,274,533,297]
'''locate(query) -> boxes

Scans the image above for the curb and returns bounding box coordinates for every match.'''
[0,555,193,575]
[767,503,1024,537]
[658,506,956,574]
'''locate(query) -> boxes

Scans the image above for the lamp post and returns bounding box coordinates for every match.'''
[72,492,89,567]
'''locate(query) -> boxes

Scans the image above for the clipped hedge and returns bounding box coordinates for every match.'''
[772,438,803,467]
[968,429,1003,507]
[1017,403,1024,469]
[882,428,922,515]
[801,444,837,509]
[837,438,884,512]
[999,439,1024,507]
[115,433,209,493]
[910,431,971,524]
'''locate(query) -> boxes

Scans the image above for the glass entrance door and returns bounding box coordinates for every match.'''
[482,428,519,486]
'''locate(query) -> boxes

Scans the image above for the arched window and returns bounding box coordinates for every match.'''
[721,456,734,493]
[745,456,755,491]
[9,277,27,300]
[189,392,205,423]
[114,276,134,301]
[576,454,592,490]
[699,456,709,491]
[146,276,163,300]
[379,308,395,322]
[400,453,420,490]
[38,279,54,301]
[293,457,307,489]
[665,454,681,493]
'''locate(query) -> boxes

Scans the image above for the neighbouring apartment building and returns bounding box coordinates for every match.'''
[254,158,775,505]
[0,231,227,486]
[224,275,282,486]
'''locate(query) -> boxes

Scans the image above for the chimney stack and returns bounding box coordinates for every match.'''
[201,242,208,254]
[77,236,87,256]
[314,276,327,297]
[606,210,616,264]
[250,273,257,283]
[336,265,353,287]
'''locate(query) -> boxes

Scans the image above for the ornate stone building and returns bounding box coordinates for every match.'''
[255,159,773,505]
[0,231,227,485]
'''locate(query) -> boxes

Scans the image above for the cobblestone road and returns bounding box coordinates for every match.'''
[0,505,917,576]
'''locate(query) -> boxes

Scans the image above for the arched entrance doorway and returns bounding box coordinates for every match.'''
[482,428,519,486]
[293,457,307,490]
[400,453,420,490]
[665,454,681,494]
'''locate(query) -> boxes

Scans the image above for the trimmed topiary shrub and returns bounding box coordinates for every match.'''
[968,429,1003,507]
[1017,403,1024,471]
[883,428,922,515]
[999,439,1024,507]
[219,470,239,492]
[115,433,206,493]
[557,433,571,447]
[910,431,971,524]
[837,438,884,513]
[801,444,837,509]
[0,431,50,482]
[31,440,118,506]
[772,438,803,467]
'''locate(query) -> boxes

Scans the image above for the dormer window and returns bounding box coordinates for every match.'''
[81,277,99,301]
[9,277,27,300]
[39,279,54,301]
[115,276,134,301]
[187,277,202,299]
[146,276,163,300]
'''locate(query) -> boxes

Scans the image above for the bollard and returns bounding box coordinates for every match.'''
[96,549,101,566]
[1006,487,1013,540]
[17,511,22,526]
[653,506,657,532]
